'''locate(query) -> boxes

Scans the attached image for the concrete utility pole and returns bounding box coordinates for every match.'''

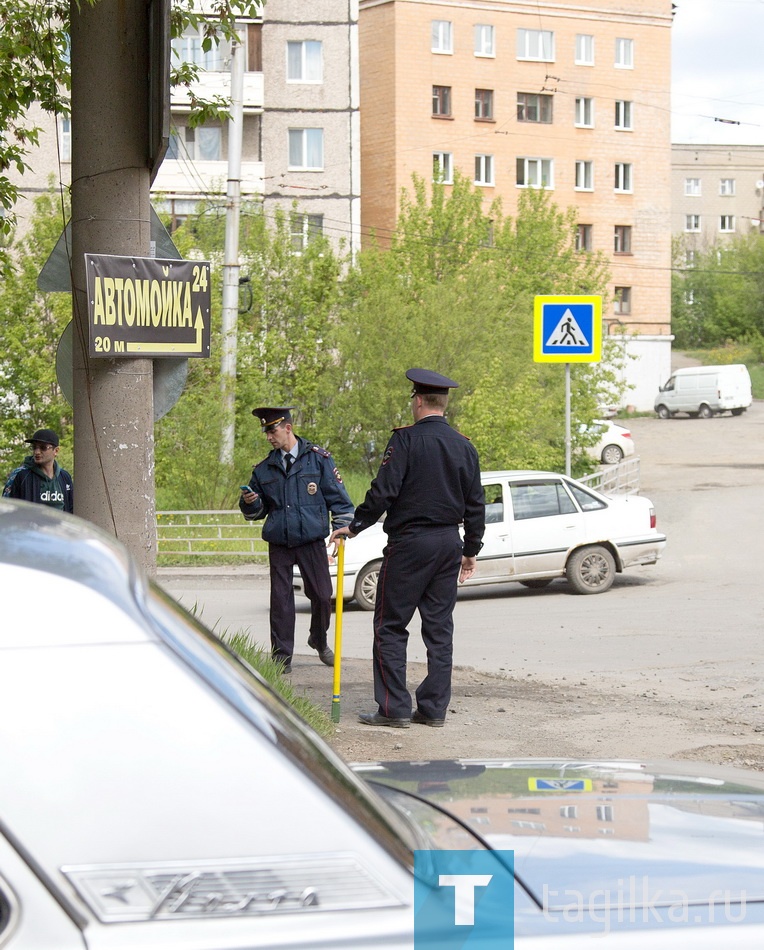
[220,37,245,466]
[69,0,157,575]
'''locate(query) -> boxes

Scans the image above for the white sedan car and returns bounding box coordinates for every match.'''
[584,419,636,465]
[295,470,666,609]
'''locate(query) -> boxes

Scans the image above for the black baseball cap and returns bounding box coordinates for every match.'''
[252,407,295,431]
[25,429,59,447]
[406,368,459,395]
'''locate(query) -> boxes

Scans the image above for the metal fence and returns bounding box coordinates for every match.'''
[157,459,640,557]
[579,456,640,495]
[156,510,265,557]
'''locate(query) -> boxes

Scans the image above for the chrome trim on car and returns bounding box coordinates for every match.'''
[62,854,406,923]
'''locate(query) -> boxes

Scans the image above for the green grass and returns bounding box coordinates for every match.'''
[226,631,335,738]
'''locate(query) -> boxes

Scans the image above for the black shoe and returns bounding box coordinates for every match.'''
[307,636,334,666]
[280,661,292,675]
[411,709,446,728]
[358,711,410,728]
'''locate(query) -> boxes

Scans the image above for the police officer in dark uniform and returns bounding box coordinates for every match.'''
[329,369,485,728]
[240,407,354,674]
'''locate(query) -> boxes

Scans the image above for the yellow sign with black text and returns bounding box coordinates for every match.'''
[85,254,211,358]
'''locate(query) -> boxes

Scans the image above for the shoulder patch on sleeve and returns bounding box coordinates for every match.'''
[311,445,331,458]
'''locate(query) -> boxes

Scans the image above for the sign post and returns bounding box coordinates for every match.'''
[534,296,602,475]
[85,254,211,359]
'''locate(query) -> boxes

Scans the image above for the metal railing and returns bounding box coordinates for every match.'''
[579,456,640,495]
[156,510,265,557]
[157,460,640,557]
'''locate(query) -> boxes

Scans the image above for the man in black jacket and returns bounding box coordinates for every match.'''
[240,407,354,673]
[330,369,485,729]
[3,429,73,513]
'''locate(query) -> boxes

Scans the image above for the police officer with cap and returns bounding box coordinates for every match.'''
[240,406,354,674]
[330,369,485,728]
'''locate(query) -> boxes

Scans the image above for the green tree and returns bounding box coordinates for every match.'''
[672,233,764,347]
[0,0,262,267]
[154,200,344,509]
[0,189,72,471]
[327,174,616,473]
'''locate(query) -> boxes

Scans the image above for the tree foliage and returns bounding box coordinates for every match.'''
[0,188,73,471]
[0,0,262,265]
[672,233,764,348]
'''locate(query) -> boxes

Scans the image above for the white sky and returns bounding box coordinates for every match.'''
[672,0,764,144]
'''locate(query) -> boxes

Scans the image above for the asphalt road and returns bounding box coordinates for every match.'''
[160,401,764,721]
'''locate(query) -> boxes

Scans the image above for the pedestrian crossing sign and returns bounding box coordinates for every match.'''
[533,295,602,363]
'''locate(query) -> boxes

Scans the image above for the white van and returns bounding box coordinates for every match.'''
[654,364,752,418]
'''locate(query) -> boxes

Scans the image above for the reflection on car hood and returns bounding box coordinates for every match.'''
[355,759,764,910]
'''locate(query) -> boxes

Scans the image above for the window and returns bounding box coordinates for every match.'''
[516,157,553,189]
[154,198,199,232]
[575,33,594,65]
[685,214,701,232]
[432,85,452,116]
[576,224,593,251]
[614,162,632,192]
[433,151,453,183]
[720,215,735,232]
[614,225,632,253]
[614,286,631,314]
[615,37,633,68]
[517,28,554,61]
[288,128,324,169]
[474,154,494,186]
[511,820,546,830]
[614,100,633,130]
[287,40,322,82]
[290,213,324,251]
[474,24,495,57]
[560,805,578,818]
[431,20,453,53]
[575,97,594,127]
[172,25,230,70]
[517,92,553,123]
[597,804,615,821]
[685,249,697,266]
[575,160,593,190]
[167,125,222,161]
[58,117,71,162]
[720,178,735,196]
[510,481,577,520]
[684,178,701,196]
[475,88,494,120]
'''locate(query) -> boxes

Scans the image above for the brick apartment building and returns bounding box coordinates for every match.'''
[359,0,674,408]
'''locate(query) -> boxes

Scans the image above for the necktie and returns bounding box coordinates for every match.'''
[284,454,293,474]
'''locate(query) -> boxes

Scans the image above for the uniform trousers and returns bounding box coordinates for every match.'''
[268,539,332,661]
[372,525,463,720]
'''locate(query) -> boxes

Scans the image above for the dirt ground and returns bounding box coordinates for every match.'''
[296,656,764,770]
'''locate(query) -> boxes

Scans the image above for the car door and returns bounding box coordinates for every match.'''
[506,477,587,578]
[473,479,515,581]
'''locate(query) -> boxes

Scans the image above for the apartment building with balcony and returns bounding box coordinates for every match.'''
[673,144,764,252]
[358,0,674,409]
[155,1,361,255]
[11,2,360,258]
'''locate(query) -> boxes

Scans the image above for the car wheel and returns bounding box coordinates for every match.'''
[698,404,714,419]
[520,579,554,589]
[731,408,745,416]
[353,560,381,611]
[601,444,624,465]
[566,545,616,594]
[656,404,671,419]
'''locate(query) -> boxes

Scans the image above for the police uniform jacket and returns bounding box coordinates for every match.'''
[348,415,485,557]
[240,437,353,548]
